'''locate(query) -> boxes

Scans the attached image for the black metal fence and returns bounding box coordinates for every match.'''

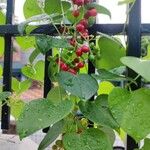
[0,0,147,149]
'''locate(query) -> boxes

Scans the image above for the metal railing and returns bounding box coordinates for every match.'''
[0,0,146,149]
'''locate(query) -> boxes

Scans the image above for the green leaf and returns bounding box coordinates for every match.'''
[17,99,74,139]
[121,56,150,82]
[47,86,67,104]
[10,99,25,119]
[44,0,71,15]
[12,78,32,94]
[23,0,42,19]
[0,11,5,24]
[85,2,111,18]
[21,60,44,82]
[79,95,119,130]
[92,69,127,81]
[58,71,98,100]
[29,48,40,64]
[38,120,64,150]
[95,36,125,70]
[16,36,35,51]
[108,87,150,141]
[36,35,71,54]
[63,128,112,150]
[98,81,114,95]
[141,138,150,150]
[0,92,11,101]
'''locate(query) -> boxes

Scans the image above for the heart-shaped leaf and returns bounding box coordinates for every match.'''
[44,0,71,15]
[63,128,112,150]
[121,56,150,81]
[38,120,64,150]
[47,86,67,104]
[95,36,125,70]
[17,99,74,139]
[58,71,98,100]
[21,60,44,82]
[108,87,150,141]
[79,95,119,130]
[23,0,42,19]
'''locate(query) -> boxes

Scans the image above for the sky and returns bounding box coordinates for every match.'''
[14,0,150,23]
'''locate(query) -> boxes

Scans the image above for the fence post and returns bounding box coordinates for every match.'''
[127,0,141,149]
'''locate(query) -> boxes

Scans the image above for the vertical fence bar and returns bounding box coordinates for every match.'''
[127,0,141,149]
[1,0,14,130]
[43,50,52,133]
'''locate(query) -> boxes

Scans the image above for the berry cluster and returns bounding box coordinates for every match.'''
[56,0,98,75]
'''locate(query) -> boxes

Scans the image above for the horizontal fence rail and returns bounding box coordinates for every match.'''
[0,24,150,36]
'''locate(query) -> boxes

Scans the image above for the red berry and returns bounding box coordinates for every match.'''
[73,0,84,6]
[77,62,84,68]
[81,30,89,39]
[81,45,90,53]
[74,58,80,63]
[76,24,85,32]
[86,8,97,17]
[68,68,77,75]
[60,63,69,71]
[72,10,80,17]
[56,59,64,66]
[79,19,88,28]
[76,48,83,56]
[69,38,76,46]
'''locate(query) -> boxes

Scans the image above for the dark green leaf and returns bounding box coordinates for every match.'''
[79,95,119,130]
[17,99,74,139]
[109,87,150,141]
[38,120,64,150]
[63,128,112,150]
[58,71,98,100]
[36,35,71,54]
[85,2,111,18]
[44,0,71,15]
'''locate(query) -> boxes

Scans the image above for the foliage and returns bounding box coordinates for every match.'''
[0,0,149,150]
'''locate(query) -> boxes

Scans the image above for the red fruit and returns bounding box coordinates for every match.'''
[68,68,77,75]
[79,19,88,28]
[72,10,80,17]
[56,59,64,66]
[77,62,84,68]
[74,58,80,63]
[86,8,97,17]
[60,63,69,71]
[84,0,91,4]
[69,38,76,46]
[81,45,90,53]
[73,0,84,6]
[76,24,85,32]
[76,48,83,56]
[81,30,89,39]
